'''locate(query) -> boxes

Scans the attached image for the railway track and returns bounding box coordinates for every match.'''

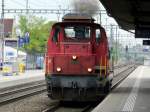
[42,64,137,112]
[114,63,130,69]
[0,80,46,105]
[42,102,97,112]
[0,64,137,112]
[112,64,136,89]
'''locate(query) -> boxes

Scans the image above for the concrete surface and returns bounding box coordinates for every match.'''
[0,70,45,89]
[92,66,150,112]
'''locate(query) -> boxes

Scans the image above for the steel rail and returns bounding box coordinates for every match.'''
[42,104,93,112]
[113,64,134,77]
[112,65,137,89]
[42,104,60,112]
[0,80,45,92]
[0,82,46,105]
[0,83,46,97]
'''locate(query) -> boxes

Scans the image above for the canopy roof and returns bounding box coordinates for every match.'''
[100,0,150,30]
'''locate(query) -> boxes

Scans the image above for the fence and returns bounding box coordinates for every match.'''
[25,53,44,70]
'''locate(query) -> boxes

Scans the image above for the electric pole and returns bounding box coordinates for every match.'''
[99,12,101,24]
[57,5,61,22]
[1,0,4,69]
[115,26,118,64]
[26,0,29,24]
[110,24,114,70]
[26,0,29,14]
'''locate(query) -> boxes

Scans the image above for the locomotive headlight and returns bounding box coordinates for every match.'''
[88,68,92,72]
[72,55,77,60]
[56,67,61,72]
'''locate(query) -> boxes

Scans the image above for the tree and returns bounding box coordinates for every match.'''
[18,15,55,53]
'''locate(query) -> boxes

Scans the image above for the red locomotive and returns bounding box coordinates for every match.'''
[45,13,113,101]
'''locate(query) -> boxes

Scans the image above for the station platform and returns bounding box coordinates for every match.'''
[92,66,150,112]
[0,70,45,89]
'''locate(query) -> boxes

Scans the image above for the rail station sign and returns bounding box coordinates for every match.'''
[135,28,150,38]
[143,40,150,46]
[5,39,17,48]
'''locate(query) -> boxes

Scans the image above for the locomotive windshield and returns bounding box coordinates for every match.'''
[64,25,91,41]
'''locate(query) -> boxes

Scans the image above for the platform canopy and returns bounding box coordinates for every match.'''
[100,0,150,30]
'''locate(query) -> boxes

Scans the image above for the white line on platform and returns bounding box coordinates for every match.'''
[122,66,143,112]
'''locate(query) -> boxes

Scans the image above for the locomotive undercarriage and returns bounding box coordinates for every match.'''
[46,75,112,101]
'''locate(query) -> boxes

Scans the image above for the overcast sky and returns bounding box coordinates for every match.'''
[0,0,142,46]
[1,0,113,23]
[4,0,71,9]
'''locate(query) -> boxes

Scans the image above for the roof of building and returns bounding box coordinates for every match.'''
[0,19,13,37]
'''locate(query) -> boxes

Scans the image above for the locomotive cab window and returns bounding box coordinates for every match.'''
[96,29,101,43]
[64,26,91,41]
[52,26,60,42]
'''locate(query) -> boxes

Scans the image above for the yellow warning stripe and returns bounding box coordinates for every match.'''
[100,56,107,76]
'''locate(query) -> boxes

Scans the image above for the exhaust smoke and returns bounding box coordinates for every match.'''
[72,0,100,16]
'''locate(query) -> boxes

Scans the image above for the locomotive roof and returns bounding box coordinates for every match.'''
[53,22,103,29]
[62,13,95,23]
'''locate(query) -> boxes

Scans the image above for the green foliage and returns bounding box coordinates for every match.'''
[19,16,28,34]
[18,15,55,53]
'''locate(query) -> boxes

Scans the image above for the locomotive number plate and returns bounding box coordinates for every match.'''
[71,60,79,64]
